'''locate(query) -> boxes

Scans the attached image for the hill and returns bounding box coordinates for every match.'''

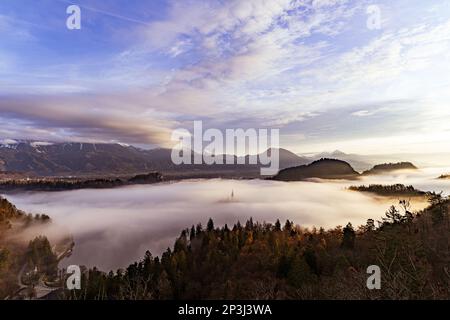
[0,196,71,299]
[2,194,449,300]
[65,196,449,300]
[273,158,360,181]
[362,162,417,175]
[259,148,310,170]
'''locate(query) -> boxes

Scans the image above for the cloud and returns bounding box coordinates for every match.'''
[6,177,433,269]
[1,1,450,154]
[0,94,176,146]
[0,14,35,40]
[1,0,360,146]
[351,110,375,117]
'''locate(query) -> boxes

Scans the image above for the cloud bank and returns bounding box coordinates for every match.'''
[7,171,444,270]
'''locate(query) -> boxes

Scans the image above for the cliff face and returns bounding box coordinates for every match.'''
[273,158,360,181]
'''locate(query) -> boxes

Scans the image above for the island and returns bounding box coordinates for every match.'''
[362,162,417,175]
[272,158,360,181]
[348,184,431,197]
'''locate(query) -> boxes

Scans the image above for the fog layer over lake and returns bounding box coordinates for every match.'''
[5,167,449,270]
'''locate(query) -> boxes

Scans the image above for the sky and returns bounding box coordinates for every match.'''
[1,0,450,154]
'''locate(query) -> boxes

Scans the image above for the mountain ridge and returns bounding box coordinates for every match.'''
[1,140,418,179]
[0,140,308,177]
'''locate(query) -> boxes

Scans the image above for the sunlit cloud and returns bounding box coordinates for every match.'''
[0,0,449,154]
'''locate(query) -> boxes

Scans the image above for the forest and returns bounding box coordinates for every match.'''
[1,192,449,300]
[61,195,449,300]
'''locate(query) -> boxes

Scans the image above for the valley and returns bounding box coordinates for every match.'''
[1,140,449,300]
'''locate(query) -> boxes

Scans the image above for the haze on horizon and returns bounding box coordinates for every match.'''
[1,0,450,156]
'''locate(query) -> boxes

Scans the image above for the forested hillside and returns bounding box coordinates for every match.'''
[0,197,60,299]
[273,158,360,181]
[67,195,449,300]
[362,162,418,175]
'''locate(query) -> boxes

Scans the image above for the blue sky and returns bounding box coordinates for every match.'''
[1,0,450,154]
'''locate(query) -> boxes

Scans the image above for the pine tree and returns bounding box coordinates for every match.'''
[283,220,292,232]
[383,206,403,224]
[341,223,355,249]
[365,219,376,231]
[428,193,446,226]
[274,219,281,231]
[207,218,214,232]
[190,225,196,241]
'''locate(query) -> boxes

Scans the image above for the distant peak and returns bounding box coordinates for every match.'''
[0,139,19,145]
[30,141,54,148]
[331,150,347,156]
[116,142,130,147]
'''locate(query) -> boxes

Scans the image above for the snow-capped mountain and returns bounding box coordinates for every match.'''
[0,139,310,177]
[0,140,161,175]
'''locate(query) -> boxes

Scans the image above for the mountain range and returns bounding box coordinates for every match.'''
[0,140,418,179]
[0,140,309,177]
[307,150,373,172]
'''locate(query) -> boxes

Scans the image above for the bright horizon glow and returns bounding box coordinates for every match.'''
[1,0,450,156]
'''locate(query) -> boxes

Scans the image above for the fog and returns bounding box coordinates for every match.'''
[4,167,449,271]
